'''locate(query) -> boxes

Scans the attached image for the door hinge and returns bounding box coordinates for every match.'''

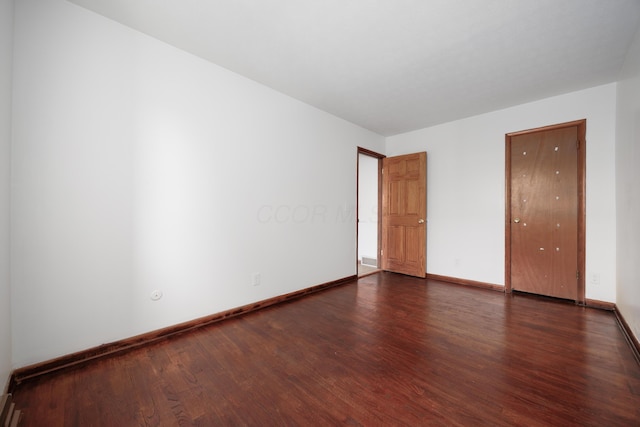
[576,140,580,150]
[576,270,580,280]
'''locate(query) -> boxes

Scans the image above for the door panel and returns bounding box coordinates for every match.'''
[382,152,427,278]
[509,126,579,300]
[387,225,404,263]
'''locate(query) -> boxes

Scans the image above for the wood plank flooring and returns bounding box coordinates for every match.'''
[11,272,640,426]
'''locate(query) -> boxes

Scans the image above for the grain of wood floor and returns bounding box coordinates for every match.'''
[11,272,640,426]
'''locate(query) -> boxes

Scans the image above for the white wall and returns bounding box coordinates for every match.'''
[11,0,384,367]
[358,154,378,263]
[616,26,640,341]
[0,0,13,390]
[386,84,617,302]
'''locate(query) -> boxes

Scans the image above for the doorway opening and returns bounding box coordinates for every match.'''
[357,148,384,277]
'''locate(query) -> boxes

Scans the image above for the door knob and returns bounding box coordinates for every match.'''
[418,219,425,224]
[513,218,521,223]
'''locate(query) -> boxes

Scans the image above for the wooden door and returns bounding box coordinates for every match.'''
[381,152,427,278]
[506,121,585,301]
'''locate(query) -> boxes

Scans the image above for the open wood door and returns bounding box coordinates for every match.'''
[381,152,427,278]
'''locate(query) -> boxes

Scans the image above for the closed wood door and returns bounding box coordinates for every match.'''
[507,121,585,301]
[381,152,427,278]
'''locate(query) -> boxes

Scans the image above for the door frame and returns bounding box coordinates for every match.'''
[357,147,385,272]
[504,119,586,303]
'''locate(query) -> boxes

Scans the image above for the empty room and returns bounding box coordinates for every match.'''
[1,0,640,425]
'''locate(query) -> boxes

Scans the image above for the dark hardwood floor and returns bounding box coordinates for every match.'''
[11,272,640,426]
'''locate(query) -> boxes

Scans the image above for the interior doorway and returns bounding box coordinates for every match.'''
[357,148,384,277]
[505,120,586,302]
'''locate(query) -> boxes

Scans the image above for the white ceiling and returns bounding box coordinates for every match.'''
[68,0,640,136]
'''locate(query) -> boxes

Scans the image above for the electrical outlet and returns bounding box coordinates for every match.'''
[590,273,600,285]
[252,273,261,286]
